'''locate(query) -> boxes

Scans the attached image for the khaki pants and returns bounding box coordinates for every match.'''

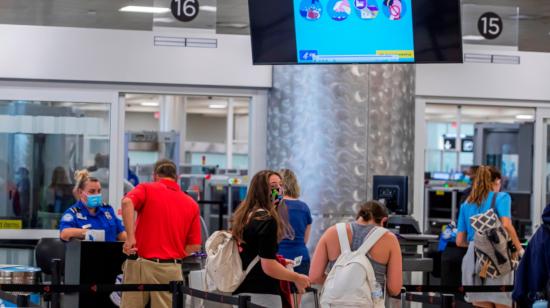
[120,258,183,308]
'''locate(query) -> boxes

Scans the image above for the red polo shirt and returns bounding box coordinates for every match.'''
[125,178,201,259]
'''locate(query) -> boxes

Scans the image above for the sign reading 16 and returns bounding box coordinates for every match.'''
[171,0,200,22]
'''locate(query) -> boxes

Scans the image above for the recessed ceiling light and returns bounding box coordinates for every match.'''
[141,102,159,107]
[217,22,249,29]
[209,103,227,109]
[516,114,534,120]
[200,6,217,12]
[119,6,170,13]
[508,14,540,20]
[154,17,174,23]
[462,35,485,41]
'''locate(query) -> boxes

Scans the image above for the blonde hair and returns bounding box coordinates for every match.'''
[279,168,300,198]
[73,169,99,193]
[466,165,494,205]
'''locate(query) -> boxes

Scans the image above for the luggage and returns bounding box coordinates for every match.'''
[204,230,259,293]
[470,193,518,279]
[320,223,387,308]
[292,288,320,308]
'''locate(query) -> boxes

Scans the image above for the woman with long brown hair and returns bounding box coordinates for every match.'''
[456,165,523,308]
[232,170,310,308]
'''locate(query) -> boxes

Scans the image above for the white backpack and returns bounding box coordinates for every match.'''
[320,223,388,308]
[204,230,259,293]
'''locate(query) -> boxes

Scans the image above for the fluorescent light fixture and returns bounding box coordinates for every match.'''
[462,35,485,41]
[516,114,534,120]
[217,22,248,29]
[141,102,159,107]
[119,6,170,13]
[200,6,217,12]
[208,103,227,109]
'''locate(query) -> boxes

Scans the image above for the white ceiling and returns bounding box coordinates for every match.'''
[0,0,548,51]
[125,94,250,116]
[425,104,535,123]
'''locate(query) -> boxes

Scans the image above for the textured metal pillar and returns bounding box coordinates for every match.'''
[366,65,416,208]
[268,64,415,248]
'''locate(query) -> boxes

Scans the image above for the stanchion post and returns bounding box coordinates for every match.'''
[441,294,454,308]
[400,288,407,308]
[51,258,62,308]
[170,281,185,308]
[238,295,251,308]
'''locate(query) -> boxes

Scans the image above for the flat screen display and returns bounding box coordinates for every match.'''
[248,0,462,64]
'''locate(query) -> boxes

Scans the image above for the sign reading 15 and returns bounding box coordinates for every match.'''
[477,12,503,40]
[171,0,200,22]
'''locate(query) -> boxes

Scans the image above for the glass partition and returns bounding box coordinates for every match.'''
[424,104,535,237]
[0,100,110,229]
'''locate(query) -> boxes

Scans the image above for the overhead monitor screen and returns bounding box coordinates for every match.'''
[295,0,414,63]
[248,0,462,64]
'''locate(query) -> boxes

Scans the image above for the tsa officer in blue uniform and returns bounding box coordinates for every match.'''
[59,169,126,242]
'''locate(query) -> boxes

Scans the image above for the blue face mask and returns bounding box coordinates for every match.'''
[463,175,471,184]
[86,194,103,208]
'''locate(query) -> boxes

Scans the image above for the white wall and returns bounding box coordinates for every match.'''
[416,47,550,101]
[186,114,226,143]
[125,112,159,131]
[0,24,271,88]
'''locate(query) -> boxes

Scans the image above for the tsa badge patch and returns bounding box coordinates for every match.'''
[62,213,74,222]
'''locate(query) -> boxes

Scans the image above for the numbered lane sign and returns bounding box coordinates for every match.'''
[171,0,200,22]
[477,12,502,40]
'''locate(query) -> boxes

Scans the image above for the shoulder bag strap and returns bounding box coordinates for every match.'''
[357,227,388,256]
[243,208,269,275]
[490,192,500,218]
[336,223,352,254]
[244,256,260,275]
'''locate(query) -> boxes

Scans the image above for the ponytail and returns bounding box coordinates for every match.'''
[466,165,493,206]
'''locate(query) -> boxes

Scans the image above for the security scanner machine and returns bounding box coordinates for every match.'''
[124,131,180,184]
[179,165,248,234]
[424,172,468,234]
[202,173,247,234]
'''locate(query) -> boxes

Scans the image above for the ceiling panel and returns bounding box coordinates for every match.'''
[0,0,548,52]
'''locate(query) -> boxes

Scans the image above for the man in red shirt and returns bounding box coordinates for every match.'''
[120,159,201,308]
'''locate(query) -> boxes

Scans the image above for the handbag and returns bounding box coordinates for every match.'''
[469,193,518,279]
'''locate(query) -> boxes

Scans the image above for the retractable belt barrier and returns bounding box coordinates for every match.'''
[0,282,514,308]
[402,284,514,293]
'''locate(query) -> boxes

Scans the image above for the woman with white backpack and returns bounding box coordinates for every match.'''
[309,201,403,306]
[231,170,311,307]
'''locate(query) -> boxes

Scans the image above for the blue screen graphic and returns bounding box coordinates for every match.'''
[294,0,415,63]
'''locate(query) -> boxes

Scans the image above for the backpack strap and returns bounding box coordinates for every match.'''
[244,256,260,275]
[357,226,388,256]
[490,192,498,216]
[336,223,351,254]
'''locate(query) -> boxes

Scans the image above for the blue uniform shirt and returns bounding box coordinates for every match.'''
[59,201,125,242]
[457,191,511,242]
